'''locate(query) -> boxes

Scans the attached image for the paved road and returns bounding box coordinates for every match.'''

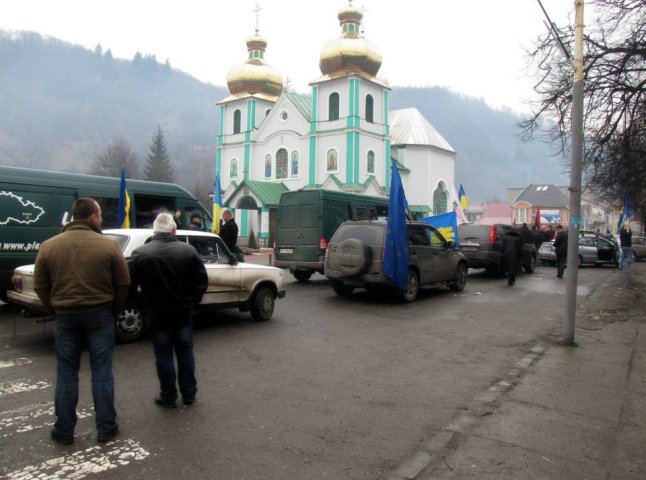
[0,263,635,479]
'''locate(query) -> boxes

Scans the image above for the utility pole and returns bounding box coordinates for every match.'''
[564,0,585,345]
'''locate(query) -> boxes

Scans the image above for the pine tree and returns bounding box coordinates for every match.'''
[144,126,176,182]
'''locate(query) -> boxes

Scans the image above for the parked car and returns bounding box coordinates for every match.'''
[632,236,646,262]
[7,229,286,343]
[324,220,468,302]
[538,233,618,267]
[457,224,540,275]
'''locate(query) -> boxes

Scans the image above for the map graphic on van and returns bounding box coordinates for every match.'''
[0,191,46,225]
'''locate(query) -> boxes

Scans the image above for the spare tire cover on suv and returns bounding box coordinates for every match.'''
[336,239,372,276]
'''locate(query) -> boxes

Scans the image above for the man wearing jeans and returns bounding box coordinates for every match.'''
[34,197,130,444]
[128,213,208,408]
[619,225,633,270]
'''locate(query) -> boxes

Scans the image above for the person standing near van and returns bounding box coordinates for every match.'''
[619,224,633,270]
[500,230,522,286]
[34,197,130,444]
[220,209,243,261]
[128,213,208,408]
[187,214,203,231]
[554,224,568,278]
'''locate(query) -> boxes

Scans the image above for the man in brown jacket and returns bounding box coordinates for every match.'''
[34,197,130,445]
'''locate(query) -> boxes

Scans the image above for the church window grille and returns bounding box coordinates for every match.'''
[433,182,448,214]
[233,109,242,134]
[367,151,375,174]
[276,148,288,179]
[365,95,374,123]
[329,93,339,121]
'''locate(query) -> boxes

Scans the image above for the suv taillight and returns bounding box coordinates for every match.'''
[489,225,496,246]
[319,236,327,251]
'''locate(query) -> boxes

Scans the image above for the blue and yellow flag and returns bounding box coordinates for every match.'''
[618,193,630,230]
[212,173,223,234]
[458,184,468,210]
[422,211,459,247]
[382,162,409,290]
[117,166,130,228]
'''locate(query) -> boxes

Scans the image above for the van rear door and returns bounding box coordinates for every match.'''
[275,201,321,268]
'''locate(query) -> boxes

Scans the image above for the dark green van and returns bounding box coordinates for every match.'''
[274,189,388,281]
[0,165,211,301]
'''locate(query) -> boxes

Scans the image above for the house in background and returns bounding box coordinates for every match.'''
[475,203,511,225]
[509,184,569,227]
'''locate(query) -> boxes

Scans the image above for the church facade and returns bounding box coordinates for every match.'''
[216,1,456,247]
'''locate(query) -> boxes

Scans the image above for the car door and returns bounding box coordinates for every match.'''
[578,236,596,264]
[427,226,453,281]
[408,225,434,284]
[180,235,242,304]
[596,236,615,263]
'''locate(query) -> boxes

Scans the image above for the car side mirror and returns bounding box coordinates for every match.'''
[229,255,238,265]
[447,240,455,249]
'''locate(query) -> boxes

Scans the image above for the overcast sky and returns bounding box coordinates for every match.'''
[2,0,579,113]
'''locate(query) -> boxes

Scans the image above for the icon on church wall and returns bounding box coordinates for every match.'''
[230,158,238,179]
[265,154,272,178]
[327,149,337,172]
[291,151,299,177]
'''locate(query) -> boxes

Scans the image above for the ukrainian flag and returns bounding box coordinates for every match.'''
[212,173,223,234]
[117,166,130,228]
[458,184,468,210]
[422,211,459,247]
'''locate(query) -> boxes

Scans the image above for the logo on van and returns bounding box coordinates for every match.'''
[0,191,46,225]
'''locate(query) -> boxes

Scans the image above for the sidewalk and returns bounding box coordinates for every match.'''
[242,248,275,266]
[390,266,645,480]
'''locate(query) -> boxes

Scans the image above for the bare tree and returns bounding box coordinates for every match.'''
[89,138,141,178]
[522,0,645,222]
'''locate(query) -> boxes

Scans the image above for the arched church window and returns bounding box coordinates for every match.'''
[367,151,375,174]
[327,149,338,172]
[291,151,299,178]
[233,109,242,134]
[329,93,339,121]
[433,182,448,214]
[276,148,288,179]
[230,158,238,179]
[365,95,374,123]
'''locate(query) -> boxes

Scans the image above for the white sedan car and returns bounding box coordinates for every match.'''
[8,229,286,343]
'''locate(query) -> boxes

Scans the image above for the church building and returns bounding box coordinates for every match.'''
[216,1,457,247]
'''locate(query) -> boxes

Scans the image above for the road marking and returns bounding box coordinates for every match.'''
[5,439,151,479]
[0,379,51,398]
[0,358,32,369]
[0,402,92,438]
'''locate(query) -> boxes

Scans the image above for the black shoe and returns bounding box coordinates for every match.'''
[557,274,563,278]
[182,395,195,406]
[51,429,74,445]
[97,424,119,443]
[154,396,177,409]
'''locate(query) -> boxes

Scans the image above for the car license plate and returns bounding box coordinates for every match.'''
[461,245,477,252]
[279,248,294,254]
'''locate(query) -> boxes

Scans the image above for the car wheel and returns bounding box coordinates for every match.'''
[524,254,536,273]
[450,262,468,291]
[400,269,419,302]
[250,287,274,322]
[115,305,145,343]
[336,239,371,276]
[332,282,354,296]
[293,269,313,282]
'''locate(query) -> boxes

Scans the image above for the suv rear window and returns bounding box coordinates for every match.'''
[333,224,383,245]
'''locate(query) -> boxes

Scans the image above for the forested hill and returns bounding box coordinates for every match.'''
[0,31,566,203]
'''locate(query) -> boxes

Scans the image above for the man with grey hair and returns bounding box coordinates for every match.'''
[128,212,208,408]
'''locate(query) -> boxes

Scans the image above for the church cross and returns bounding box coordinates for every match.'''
[253,2,263,34]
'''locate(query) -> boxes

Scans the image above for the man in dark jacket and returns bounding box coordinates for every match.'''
[553,224,568,278]
[128,212,208,408]
[34,197,130,444]
[501,230,522,286]
[220,209,243,261]
[619,224,632,270]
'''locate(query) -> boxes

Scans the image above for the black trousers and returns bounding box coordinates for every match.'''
[556,253,567,277]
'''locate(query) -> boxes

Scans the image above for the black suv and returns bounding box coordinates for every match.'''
[324,220,468,302]
[457,224,540,274]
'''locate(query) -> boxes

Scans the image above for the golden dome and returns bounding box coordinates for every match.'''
[319,1,382,78]
[226,32,283,100]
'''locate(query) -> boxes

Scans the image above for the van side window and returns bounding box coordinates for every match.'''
[135,196,175,228]
[351,206,376,220]
[94,197,119,228]
[326,203,350,233]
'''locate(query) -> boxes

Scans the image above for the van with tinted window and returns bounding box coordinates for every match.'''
[274,189,389,281]
[0,165,211,301]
